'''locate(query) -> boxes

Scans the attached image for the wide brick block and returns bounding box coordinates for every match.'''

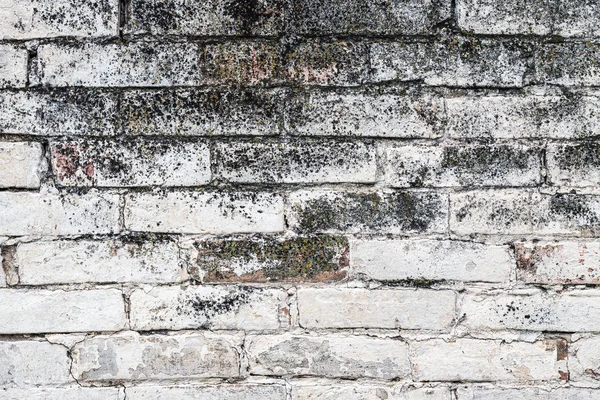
[538,193,600,235]
[457,386,600,400]
[411,339,565,382]
[127,0,284,36]
[247,334,410,380]
[0,89,119,136]
[516,241,600,284]
[129,285,287,330]
[285,89,444,138]
[289,0,451,35]
[127,385,286,400]
[292,384,451,400]
[184,235,348,282]
[0,191,120,236]
[15,239,184,285]
[297,288,455,330]
[216,140,376,183]
[0,142,44,189]
[50,139,211,187]
[0,45,28,88]
[37,42,282,87]
[288,190,448,234]
[125,191,284,234]
[121,88,284,136]
[446,95,600,139]
[351,239,512,283]
[0,0,118,39]
[0,340,71,387]
[548,143,600,187]
[386,144,541,187]
[0,289,126,334]
[72,332,241,382]
[0,387,123,400]
[461,290,600,332]
[370,39,531,87]
[537,43,600,86]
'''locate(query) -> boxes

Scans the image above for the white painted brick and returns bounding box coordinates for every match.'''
[536,193,600,235]
[457,386,600,400]
[130,285,287,331]
[385,144,541,187]
[0,142,44,189]
[247,334,410,380]
[0,191,120,236]
[125,191,284,234]
[516,241,600,284]
[286,90,444,138]
[411,339,565,382]
[0,387,123,400]
[352,239,512,283]
[0,0,119,39]
[217,141,376,184]
[50,139,211,187]
[127,384,286,400]
[0,289,126,334]
[461,290,600,332]
[446,95,600,139]
[297,288,455,330]
[292,384,451,400]
[570,336,600,385]
[0,340,72,387]
[547,143,600,187]
[16,239,184,285]
[72,331,242,382]
[0,45,27,88]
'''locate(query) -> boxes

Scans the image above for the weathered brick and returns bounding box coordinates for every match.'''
[352,239,512,283]
[537,43,600,86]
[121,88,284,136]
[570,336,600,384]
[184,235,348,282]
[0,289,126,334]
[216,140,376,183]
[37,42,282,87]
[0,45,28,88]
[15,239,184,285]
[247,334,410,380]
[0,387,123,400]
[516,241,600,285]
[370,39,531,87]
[297,288,455,330]
[411,339,565,382]
[285,89,444,138]
[288,190,448,234]
[461,290,600,332]
[286,40,369,86]
[548,142,600,187]
[457,0,600,36]
[125,191,284,234]
[129,285,287,330]
[0,0,118,39]
[127,385,286,400]
[292,384,451,400]
[0,89,119,136]
[0,142,44,189]
[386,144,541,187]
[127,0,284,36]
[50,139,210,187]
[0,340,71,387]
[446,95,600,139]
[289,0,450,35]
[457,386,600,400]
[72,332,241,382]
[0,191,120,236]
[538,193,600,235]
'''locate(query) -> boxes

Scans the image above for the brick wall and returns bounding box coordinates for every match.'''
[1,0,600,398]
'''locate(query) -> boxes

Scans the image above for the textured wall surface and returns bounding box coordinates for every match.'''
[1,0,600,399]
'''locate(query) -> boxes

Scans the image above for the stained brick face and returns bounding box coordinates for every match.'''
[1,0,600,397]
